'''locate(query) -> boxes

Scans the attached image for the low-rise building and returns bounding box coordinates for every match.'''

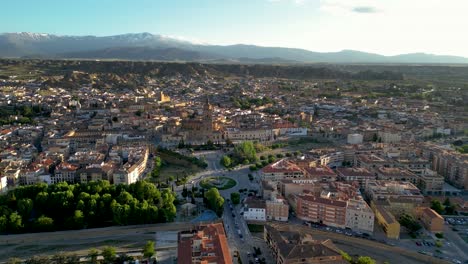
[418,207,444,233]
[264,224,347,264]
[177,223,232,264]
[336,167,375,187]
[373,205,400,239]
[243,198,266,221]
[0,175,7,193]
[416,169,444,195]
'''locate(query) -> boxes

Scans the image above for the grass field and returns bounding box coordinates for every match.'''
[199,177,236,190]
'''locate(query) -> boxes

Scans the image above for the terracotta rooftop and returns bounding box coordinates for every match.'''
[177,223,232,264]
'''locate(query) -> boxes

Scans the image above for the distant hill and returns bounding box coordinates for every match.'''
[1,32,468,64]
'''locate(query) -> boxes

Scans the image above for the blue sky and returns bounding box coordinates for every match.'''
[2,0,468,57]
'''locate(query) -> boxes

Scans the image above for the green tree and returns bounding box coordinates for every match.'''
[87,248,100,264]
[356,256,376,264]
[25,256,51,264]
[8,212,23,232]
[220,155,232,168]
[6,258,22,264]
[0,215,7,232]
[101,246,116,264]
[34,215,54,232]
[142,240,156,260]
[205,188,225,217]
[340,251,352,262]
[233,141,258,164]
[430,200,444,214]
[17,198,34,219]
[231,192,241,205]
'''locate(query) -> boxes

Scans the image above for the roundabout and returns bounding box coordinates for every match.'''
[199,176,237,190]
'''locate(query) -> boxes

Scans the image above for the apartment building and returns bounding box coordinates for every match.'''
[243,198,266,221]
[266,195,289,222]
[264,225,347,264]
[261,159,304,182]
[294,193,347,228]
[336,167,375,187]
[0,175,7,193]
[375,167,418,184]
[417,207,444,233]
[345,199,374,234]
[177,223,232,264]
[364,180,424,204]
[52,162,78,183]
[416,169,444,195]
[373,205,400,239]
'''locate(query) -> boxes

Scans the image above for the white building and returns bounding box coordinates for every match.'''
[243,198,266,221]
[345,199,375,234]
[0,175,7,193]
[347,134,363,145]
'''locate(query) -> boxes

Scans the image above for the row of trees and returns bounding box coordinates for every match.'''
[6,241,155,264]
[0,180,176,234]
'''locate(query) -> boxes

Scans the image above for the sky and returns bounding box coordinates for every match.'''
[2,0,468,57]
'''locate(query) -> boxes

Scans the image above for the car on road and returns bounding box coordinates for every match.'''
[416,241,422,246]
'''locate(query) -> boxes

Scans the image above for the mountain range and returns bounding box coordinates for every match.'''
[1,32,468,64]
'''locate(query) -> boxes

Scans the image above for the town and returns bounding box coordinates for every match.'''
[0,59,467,264]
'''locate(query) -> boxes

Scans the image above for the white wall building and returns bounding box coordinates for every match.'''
[347,134,363,145]
[345,199,375,234]
[243,199,266,221]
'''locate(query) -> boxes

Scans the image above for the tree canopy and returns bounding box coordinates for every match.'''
[0,180,176,233]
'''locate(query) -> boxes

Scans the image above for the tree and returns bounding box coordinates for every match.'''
[101,246,116,264]
[51,252,68,264]
[8,212,23,232]
[0,215,7,232]
[356,256,376,264]
[220,155,232,168]
[17,198,34,219]
[233,141,258,164]
[231,192,241,205]
[6,258,22,264]
[25,256,51,264]
[35,215,54,232]
[205,188,225,217]
[143,240,156,260]
[431,200,444,214]
[87,248,100,264]
[340,251,352,262]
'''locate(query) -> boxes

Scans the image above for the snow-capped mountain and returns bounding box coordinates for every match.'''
[1,32,468,64]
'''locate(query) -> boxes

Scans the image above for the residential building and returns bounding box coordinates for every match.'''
[52,162,78,183]
[266,195,289,222]
[243,198,266,221]
[373,205,400,239]
[264,224,347,264]
[416,169,444,195]
[345,199,374,234]
[261,159,304,182]
[364,180,424,204]
[336,167,375,187]
[347,134,363,145]
[375,167,418,184]
[293,193,347,228]
[177,223,232,264]
[0,175,7,193]
[417,207,444,233]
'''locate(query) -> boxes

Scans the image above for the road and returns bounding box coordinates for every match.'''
[0,222,191,262]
